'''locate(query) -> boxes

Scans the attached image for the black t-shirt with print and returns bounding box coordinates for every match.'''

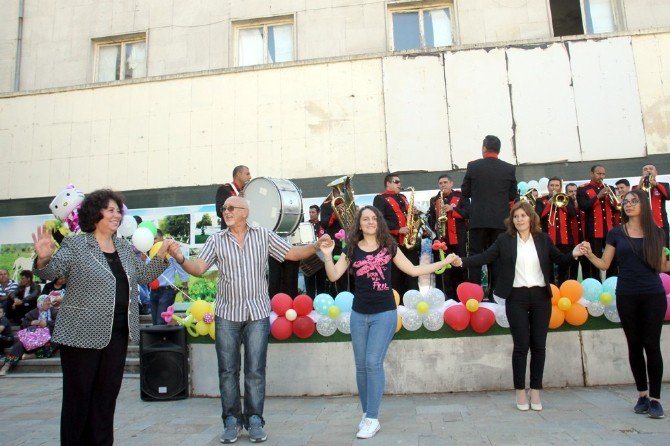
[351,245,397,314]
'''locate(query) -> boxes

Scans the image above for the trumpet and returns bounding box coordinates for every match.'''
[327,175,356,233]
[602,183,622,211]
[547,192,570,222]
[640,173,655,192]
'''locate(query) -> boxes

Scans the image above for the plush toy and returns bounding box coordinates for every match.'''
[49,185,85,232]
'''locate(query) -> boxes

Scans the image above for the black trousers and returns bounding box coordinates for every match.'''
[583,237,617,279]
[555,244,577,286]
[506,287,551,390]
[60,326,129,446]
[304,268,327,298]
[433,242,467,300]
[468,228,505,292]
[617,292,667,399]
[268,257,300,297]
[392,244,419,300]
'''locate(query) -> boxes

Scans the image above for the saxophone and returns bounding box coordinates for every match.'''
[402,187,423,249]
[437,190,447,240]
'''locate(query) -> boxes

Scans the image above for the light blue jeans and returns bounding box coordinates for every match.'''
[214,316,269,428]
[350,309,397,419]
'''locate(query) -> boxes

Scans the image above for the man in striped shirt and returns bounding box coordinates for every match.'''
[172,196,328,444]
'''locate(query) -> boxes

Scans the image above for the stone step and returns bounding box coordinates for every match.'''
[8,357,140,375]
[1,372,140,380]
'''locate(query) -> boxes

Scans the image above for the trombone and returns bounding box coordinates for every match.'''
[547,192,570,222]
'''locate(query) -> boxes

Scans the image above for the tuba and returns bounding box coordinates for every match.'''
[548,192,570,222]
[402,187,423,250]
[437,190,448,240]
[326,175,356,233]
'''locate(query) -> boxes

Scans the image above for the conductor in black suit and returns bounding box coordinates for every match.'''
[460,135,517,293]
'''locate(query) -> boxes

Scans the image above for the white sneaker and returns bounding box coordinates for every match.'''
[356,418,380,439]
[358,413,366,431]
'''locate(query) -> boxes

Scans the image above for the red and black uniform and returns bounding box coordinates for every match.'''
[304,217,327,298]
[428,190,470,299]
[373,190,419,297]
[319,197,350,293]
[635,182,669,247]
[535,195,576,285]
[309,218,325,239]
[215,181,243,229]
[577,181,618,278]
[569,202,589,281]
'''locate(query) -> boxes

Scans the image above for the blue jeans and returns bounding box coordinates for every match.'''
[350,309,397,419]
[215,316,270,428]
[150,287,177,325]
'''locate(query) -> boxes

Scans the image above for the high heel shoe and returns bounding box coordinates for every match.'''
[529,389,542,411]
[516,390,529,411]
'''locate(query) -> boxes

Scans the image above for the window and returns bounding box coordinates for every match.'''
[94,35,146,82]
[549,0,620,37]
[235,17,294,67]
[389,2,454,51]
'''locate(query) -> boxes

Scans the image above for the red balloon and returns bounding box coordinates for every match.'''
[271,317,292,340]
[470,308,496,334]
[456,282,485,304]
[293,294,313,317]
[271,293,293,316]
[444,304,470,331]
[292,316,315,339]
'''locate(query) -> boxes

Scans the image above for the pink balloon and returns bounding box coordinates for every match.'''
[665,295,670,321]
[271,293,293,317]
[444,304,470,331]
[660,273,670,295]
[271,317,292,340]
[456,282,485,304]
[471,308,496,334]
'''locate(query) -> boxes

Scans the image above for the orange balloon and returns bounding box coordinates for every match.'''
[395,314,402,333]
[549,305,565,329]
[550,284,561,305]
[564,303,588,326]
[393,289,400,307]
[560,280,583,303]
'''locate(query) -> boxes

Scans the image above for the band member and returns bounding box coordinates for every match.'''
[636,164,669,247]
[577,165,618,279]
[534,177,576,285]
[566,182,588,281]
[309,205,325,238]
[320,187,350,292]
[427,174,470,299]
[373,174,419,297]
[461,135,517,296]
[305,205,327,297]
[215,165,251,229]
[614,179,631,225]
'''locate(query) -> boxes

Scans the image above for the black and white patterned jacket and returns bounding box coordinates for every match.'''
[33,233,168,349]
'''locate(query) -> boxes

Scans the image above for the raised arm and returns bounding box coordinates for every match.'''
[393,250,457,277]
[319,237,349,282]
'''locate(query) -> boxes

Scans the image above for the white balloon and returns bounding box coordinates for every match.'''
[316,317,337,336]
[117,214,138,238]
[604,306,621,323]
[403,289,422,310]
[285,309,297,321]
[527,180,540,190]
[492,294,506,306]
[495,308,510,328]
[402,309,422,331]
[132,227,154,252]
[587,302,605,317]
[538,177,550,194]
[337,313,351,334]
[425,288,445,309]
[423,310,444,331]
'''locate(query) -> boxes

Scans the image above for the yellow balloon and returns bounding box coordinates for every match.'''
[209,320,216,340]
[190,300,210,321]
[328,305,340,319]
[396,315,402,333]
[466,298,479,313]
[393,289,400,307]
[557,297,572,311]
[148,241,172,259]
[416,301,429,314]
[195,320,209,336]
[210,301,216,314]
[599,292,612,305]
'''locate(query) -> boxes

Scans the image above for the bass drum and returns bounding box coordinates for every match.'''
[243,177,303,236]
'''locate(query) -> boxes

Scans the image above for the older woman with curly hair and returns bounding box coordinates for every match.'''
[33,189,175,445]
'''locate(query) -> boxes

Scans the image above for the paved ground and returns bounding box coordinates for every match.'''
[0,377,668,445]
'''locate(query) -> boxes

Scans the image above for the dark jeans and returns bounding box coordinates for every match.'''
[215,316,269,428]
[617,292,667,399]
[583,237,617,279]
[468,228,505,293]
[506,287,552,390]
[304,268,327,298]
[60,326,129,446]
[433,242,466,300]
[150,287,177,325]
[392,245,419,299]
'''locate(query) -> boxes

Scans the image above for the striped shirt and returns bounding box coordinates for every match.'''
[199,225,291,322]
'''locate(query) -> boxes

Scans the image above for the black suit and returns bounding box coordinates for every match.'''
[461,155,517,291]
[462,232,574,390]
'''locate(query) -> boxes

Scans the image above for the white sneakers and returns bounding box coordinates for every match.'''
[356,418,380,439]
[358,413,366,431]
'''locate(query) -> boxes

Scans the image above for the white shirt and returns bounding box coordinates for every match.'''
[513,234,546,288]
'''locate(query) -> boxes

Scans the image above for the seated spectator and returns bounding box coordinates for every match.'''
[0,307,14,351]
[0,269,18,314]
[7,270,41,324]
[0,295,59,376]
[42,276,66,295]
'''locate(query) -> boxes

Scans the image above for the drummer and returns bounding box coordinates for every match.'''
[173,196,330,443]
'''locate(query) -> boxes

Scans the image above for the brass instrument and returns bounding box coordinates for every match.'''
[547,192,570,222]
[437,190,447,240]
[402,187,423,249]
[640,174,655,204]
[520,188,537,207]
[326,175,356,233]
[602,183,622,211]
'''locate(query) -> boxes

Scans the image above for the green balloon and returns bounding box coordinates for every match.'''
[138,221,157,237]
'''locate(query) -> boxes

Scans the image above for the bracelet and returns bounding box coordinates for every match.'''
[177,256,186,265]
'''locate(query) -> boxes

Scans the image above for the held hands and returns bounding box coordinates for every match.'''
[444,253,459,266]
[32,225,56,262]
[573,241,591,257]
[318,235,335,255]
[156,239,177,260]
[166,240,185,262]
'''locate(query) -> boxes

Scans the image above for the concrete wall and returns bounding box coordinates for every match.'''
[190,328,670,397]
[623,0,670,31]
[0,0,19,92]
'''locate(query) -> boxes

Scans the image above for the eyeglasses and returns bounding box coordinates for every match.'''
[622,199,640,206]
[222,205,247,213]
[391,180,401,184]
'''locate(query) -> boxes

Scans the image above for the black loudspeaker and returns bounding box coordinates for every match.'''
[140,325,189,401]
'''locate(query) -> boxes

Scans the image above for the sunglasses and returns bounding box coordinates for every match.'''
[391,180,401,184]
[621,199,640,207]
[222,205,247,212]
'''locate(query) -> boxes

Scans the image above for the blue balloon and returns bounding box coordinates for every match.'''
[602,276,618,296]
[581,278,603,302]
[517,181,529,195]
[314,293,335,316]
[334,291,354,313]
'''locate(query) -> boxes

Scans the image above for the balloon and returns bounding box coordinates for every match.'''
[465,298,479,313]
[495,308,509,328]
[559,280,582,303]
[492,294,506,305]
[328,305,340,319]
[337,313,351,334]
[470,308,495,333]
[423,310,444,331]
[403,289,422,309]
[599,292,613,305]
[444,305,470,331]
[665,295,670,321]
[271,317,292,340]
[425,288,445,309]
[117,214,138,237]
[138,221,158,237]
[131,227,154,252]
[660,274,670,295]
[316,317,337,336]
[285,309,297,321]
[334,291,354,313]
[538,177,549,193]
[293,294,313,316]
[602,276,618,296]
[393,289,400,307]
[564,303,588,326]
[208,321,216,340]
[550,284,561,305]
[517,181,529,195]
[195,320,209,336]
[314,293,334,316]
[402,309,422,331]
[271,293,293,316]
[293,316,315,339]
[604,306,621,323]
[549,305,565,329]
[190,299,210,322]
[587,301,605,317]
[148,241,172,260]
[202,313,213,324]
[527,180,539,190]
[580,278,603,302]
[557,297,572,311]
[416,301,429,314]
[396,314,402,333]
[456,282,484,304]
